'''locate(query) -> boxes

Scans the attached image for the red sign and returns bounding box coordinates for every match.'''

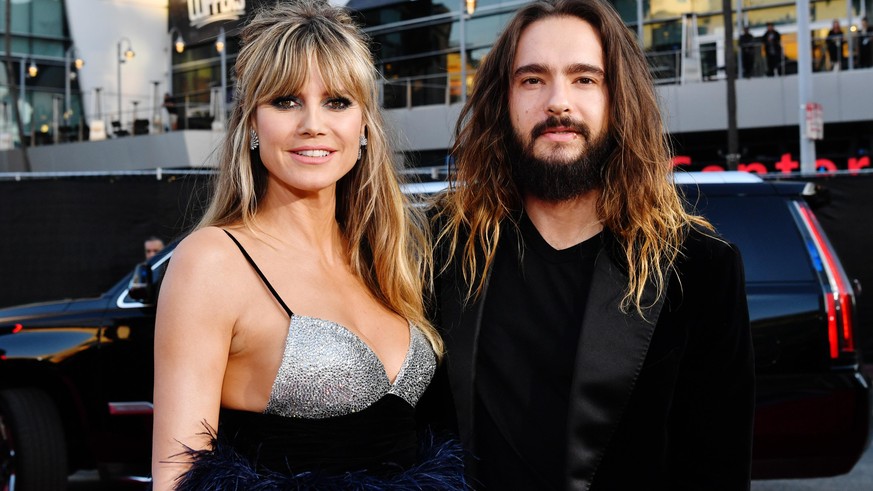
[673,153,871,174]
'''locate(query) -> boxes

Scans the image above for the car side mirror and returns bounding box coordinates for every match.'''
[128,262,155,304]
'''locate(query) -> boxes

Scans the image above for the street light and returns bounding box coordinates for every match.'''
[459,0,476,104]
[167,26,185,96]
[216,27,227,125]
[19,57,37,142]
[174,34,185,54]
[18,56,39,111]
[64,45,85,120]
[117,37,135,129]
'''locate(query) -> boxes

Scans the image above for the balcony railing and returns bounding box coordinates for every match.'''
[15,30,873,146]
[379,31,873,109]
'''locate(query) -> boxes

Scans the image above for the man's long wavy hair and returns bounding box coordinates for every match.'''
[436,0,709,315]
[197,0,442,356]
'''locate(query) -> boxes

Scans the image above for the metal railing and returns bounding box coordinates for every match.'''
[380,72,471,109]
[13,87,234,147]
[20,29,873,144]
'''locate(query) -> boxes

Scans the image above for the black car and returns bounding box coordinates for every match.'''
[0,252,170,488]
[0,173,868,488]
[676,172,871,478]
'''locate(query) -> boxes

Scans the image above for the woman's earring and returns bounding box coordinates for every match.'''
[357,135,367,160]
[250,129,259,150]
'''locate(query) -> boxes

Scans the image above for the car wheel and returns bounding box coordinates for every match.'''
[0,388,67,490]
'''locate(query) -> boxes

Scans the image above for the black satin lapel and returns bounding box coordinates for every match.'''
[565,249,668,490]
[439,261,489,449]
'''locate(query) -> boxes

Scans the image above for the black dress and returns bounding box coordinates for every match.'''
[172,231,465,490]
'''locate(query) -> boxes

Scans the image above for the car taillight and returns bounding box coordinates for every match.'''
[794,202,855,359]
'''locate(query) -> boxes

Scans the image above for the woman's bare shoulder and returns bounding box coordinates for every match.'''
[159,226,251,305]
[169,226,243,270]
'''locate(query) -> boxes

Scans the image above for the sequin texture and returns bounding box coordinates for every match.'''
[264,315,436,419]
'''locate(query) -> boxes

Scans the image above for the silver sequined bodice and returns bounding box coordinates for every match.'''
[264,315,436,419]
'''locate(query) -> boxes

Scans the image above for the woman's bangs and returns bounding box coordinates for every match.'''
[254,48,310,104]
[312,42,371,105]
[251,44,368,106]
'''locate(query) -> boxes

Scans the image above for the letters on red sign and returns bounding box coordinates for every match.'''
[666,154,870,174]
[775,153,799,174]
[738,163,768,174]
[848,156,870,174]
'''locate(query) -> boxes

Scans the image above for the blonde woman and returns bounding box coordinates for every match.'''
[151,1,463,488]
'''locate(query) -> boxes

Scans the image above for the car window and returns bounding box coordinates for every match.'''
[116,252,173,308]
[693,195,816,283]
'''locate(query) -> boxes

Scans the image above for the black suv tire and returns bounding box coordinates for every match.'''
[0,388,67,490]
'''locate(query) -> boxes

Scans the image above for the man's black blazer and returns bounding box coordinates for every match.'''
[424,225,755,490]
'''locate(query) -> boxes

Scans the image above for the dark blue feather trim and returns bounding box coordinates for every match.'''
[171,428,467,490]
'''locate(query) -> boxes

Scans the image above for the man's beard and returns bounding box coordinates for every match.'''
[509,115,612,202]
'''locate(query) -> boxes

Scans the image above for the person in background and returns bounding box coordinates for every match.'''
[858,17,872,68]
[151,1,463,489]
[827,19,845,71]
[739,25,759,78]
[161,93,178,132]
[430,0,755,488]
[763,22,783,76]
[144,236,165,260]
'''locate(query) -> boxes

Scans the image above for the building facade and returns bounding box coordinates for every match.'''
[2,0,871,173]
[0,0,79,147]
[347,0,873,173]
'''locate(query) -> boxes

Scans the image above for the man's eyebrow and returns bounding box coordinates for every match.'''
[513,63,605,78]
[566,63,605,77]
[513,63,549,77]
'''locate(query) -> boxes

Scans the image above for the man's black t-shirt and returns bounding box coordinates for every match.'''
[475,214,600,490]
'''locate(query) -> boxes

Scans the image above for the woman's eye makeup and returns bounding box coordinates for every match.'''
[325,97,353,110]
[268,95,354,110]
[271,96,300,109]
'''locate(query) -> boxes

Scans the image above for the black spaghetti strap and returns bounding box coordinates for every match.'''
[222,230,294,318]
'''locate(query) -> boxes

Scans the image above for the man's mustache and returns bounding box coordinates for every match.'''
[530,116,592,141]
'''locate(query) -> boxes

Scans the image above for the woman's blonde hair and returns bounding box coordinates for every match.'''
[197,0,441,357]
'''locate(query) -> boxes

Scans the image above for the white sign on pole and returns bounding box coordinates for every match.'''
[804,102,824,140]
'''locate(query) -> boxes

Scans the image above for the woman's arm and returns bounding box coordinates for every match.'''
[151,229,238,490]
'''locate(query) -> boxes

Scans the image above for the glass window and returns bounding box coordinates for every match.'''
[614,0,641,25]
[373,21,454,60]
[8,1,32,35]
[381,53,451,108]
[468,46,489,71]
[32,39,63,58]
[461,12,512,48]
[403,149,449,167]
[648,0,684,20]
[30,90,60,134]
[32,0,64,37]
[174,42,227,66]
[470,0,517,12]
[27,63,64,89]
[648,19,683,51]
[690,194,815,283]
[697,11,729,38]
[649,0,723,19]
[360,1,453,27]
[432,0,460,15]
[0,0,64,36]
[64,93,84,129]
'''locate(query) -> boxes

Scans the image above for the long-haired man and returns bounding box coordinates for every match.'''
[430,0,755,488]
